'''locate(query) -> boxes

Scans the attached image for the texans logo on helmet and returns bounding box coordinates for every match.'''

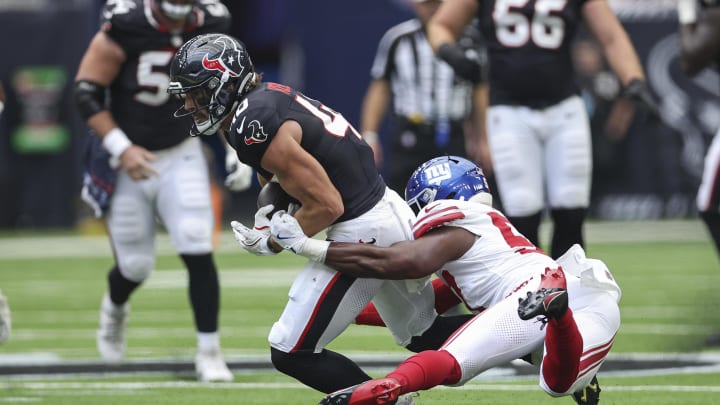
[201,36,246,77]
[244,120,268,145]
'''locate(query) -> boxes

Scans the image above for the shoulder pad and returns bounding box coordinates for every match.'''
[100,0,145,32]
[412,201,466,239]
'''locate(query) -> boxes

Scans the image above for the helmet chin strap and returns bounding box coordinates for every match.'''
[161,1,193,20]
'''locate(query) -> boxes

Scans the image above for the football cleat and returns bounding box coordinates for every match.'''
[572,375,601,405]
[96,294,129,363]
[517,267,568,323]
[0,289,11,344]
[318,377,403,405]
[195,347,234,382]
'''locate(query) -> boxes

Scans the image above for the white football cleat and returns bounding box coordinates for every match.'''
[195,347,234,382]
[97,293,128,363]
[0,289,11,344]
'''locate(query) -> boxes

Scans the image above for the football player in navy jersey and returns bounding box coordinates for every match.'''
[425,0,657,260]
[677,0,720,346]
[167,33,473,397]
[73,0,249,382]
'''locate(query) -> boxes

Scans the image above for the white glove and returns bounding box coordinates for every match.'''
[677,0,698,24]
[230,220,278,256]
[270,211,330,262]
[270,211,308,253]
[252,204,276,235]
[225,144,253,191]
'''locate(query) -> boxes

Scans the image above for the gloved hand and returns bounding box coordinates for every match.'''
[225,144,253,191]
[270,211,308,253]
[438,43,483,84]
[230,219,278,256]
[252,204,276,235]
[623,79,660,118]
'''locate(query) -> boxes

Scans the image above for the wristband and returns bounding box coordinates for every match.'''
[296,238,330,263]
[362,131,379,144]
[677,0,697,24]
[102,128,132,158]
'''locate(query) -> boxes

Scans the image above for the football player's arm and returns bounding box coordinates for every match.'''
[426,0,477,51]
[360,79,390,166]
[678,7,720,76]
[323,227,475,279]
[75,32,157,179]
[582,0,645,85]
[260,120,344,238]
[467,83,490,168]
[74,32,126,136]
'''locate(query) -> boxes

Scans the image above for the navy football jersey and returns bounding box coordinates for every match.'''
[101,0,230,150]
[478,0,589,107]
[227,82,386,223]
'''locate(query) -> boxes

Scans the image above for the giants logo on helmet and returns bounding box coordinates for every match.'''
[201,37,246,78]
[424,163,452,185]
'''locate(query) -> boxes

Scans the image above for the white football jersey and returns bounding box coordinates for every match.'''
[413,199,559,311]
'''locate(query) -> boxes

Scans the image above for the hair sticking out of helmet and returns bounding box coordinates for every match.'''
[405,155,492,214]
[167,33,256,136]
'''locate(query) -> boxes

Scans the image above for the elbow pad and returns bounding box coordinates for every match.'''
[74,80,109,120]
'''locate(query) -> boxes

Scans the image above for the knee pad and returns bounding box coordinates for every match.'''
[176,217,213,252]
[118,254,155,282]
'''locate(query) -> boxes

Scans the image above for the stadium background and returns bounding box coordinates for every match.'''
[0,0,714,230]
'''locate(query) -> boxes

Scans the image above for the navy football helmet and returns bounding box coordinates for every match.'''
[405,155,492,214]
[168,33,256,136]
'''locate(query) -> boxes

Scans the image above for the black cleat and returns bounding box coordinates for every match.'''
[518,267,569,324]
[572,375,601,405]
[517,287,568,322]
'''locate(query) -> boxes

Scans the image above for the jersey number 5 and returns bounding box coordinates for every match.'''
[493,0,567,49]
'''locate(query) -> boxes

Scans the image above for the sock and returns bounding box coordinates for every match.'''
[355,302,385,326]
[405,314,473,352]
[197,331,220,351]
[541,308,583,393]
[108,265,141,305]
[507,211,542,247]
[700,210,720,257]
[271,347,371,393]
[181,253,220,333]
[549,208,587,259]
[387,350,461,394]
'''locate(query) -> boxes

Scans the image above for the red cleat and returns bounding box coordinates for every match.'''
[318,377,403,405]
[517,267,568,323]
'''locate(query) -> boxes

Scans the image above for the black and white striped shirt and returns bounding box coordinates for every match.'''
[370,19,485,123]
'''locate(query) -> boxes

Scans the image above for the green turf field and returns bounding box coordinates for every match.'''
[0,219,719,404]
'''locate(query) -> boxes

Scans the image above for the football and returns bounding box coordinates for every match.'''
[256,181,300,218]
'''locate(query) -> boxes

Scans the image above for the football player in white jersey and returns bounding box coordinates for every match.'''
[270,156,621,405]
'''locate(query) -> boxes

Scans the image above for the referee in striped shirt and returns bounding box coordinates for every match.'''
[360,0,489,195]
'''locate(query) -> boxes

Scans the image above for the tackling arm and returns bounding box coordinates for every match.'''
[324,226,475,279]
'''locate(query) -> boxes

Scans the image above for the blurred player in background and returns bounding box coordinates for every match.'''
[167,33,472,399]
[270,156,620,405]
[425,0,657,258]
[677,0,720,346]
[73,0,251,381]
[360,0,490,195]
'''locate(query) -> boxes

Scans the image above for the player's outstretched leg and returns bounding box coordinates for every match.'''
[517,267,568,322]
